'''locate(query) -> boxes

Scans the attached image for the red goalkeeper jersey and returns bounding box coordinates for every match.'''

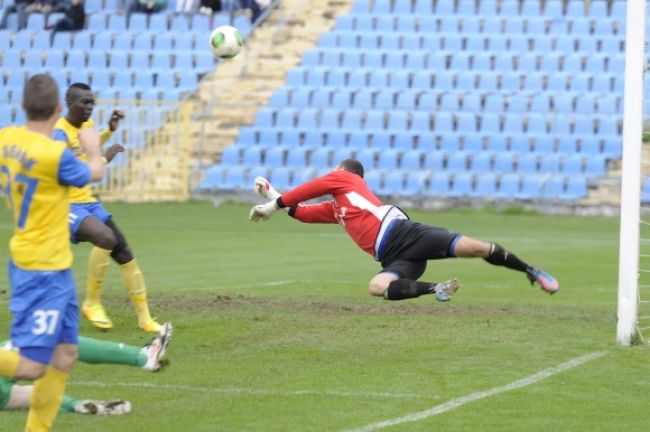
[278,170,408,260]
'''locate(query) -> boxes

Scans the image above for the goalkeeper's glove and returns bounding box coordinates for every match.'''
[254,176,281,200]
[249,200,278,222]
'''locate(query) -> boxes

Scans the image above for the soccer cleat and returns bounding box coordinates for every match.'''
[81,303,113,330]
[75,400,132,415]
[433,278,460,302]
[527,267,560,295]
[254,176,281,200]
[139,318,162,333]
[141,321,173,372]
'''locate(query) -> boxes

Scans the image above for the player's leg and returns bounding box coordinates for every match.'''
[369,261,459,302]
[452,236,559,294]
[3,382,31,410]
[26,343,77,431]
[73,208,118,330]
[105,218,162,332]
[25,271,80,432]
[78,323,173,372]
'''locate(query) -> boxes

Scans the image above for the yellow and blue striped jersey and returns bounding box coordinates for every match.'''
[53,117,112,204]
[0,126,91,270]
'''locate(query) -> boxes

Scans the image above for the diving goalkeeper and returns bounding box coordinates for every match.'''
[249,159,559,301]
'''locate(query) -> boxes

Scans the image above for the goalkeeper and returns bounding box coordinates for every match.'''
[249,159,559,301]
[0,323,172,415]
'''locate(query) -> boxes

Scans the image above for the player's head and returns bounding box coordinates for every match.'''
[65,82,95,124]
[22,74,61,122]
[336,159,364,178]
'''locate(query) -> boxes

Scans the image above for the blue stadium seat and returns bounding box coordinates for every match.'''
[423,151,445,170]
[411,70,432,90]
[447,152,468,171]
[371,133,391,150]
[486,135,507,152]
[562,154,584,175]
[542,176,566,199]
[471,173,498,198]
[426,172,451,197]
[149,14,169,31]
[493,152,515,173]
[127,13,147,31]
[23,50,43,69]
[494,174,520,199]
[343,109,362,129]
[377,149,400,170]
[364,110,384,130]
[44,49,64,69]
[265,146,287,167]
[348,130,368,151]
[463,135,483,152]
[87,13,109,31]
[462,94,481,111]
[544,0,563,16]
[52,32,71,50]
[108,51,128,70]
[517,153,538,174]
[400,150,423,171]
[356,148,378,169]
[221,166,248,191]
[507,95,527,112]
[516,175,544,200]
[108,14,127,32]
[449,173,473,198]
[539,154,562,173]
[197,165,227,191]
[393,131,419,151]
[509,135,530,154]
[562,176,588,200]
[457,0,476,15]
[470,152,492,173]
[585,155,606,176]
[220,145,242,166]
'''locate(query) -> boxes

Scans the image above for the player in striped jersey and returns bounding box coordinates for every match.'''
[249,159,559,301]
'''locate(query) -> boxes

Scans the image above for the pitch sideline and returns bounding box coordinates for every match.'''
[69,380,438,400]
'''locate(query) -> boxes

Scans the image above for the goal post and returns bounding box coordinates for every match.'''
[617,0,647,346]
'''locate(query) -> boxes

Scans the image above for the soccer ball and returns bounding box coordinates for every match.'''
[209,25,244,59]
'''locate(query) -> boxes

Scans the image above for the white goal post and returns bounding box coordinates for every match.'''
[617,0,647,345]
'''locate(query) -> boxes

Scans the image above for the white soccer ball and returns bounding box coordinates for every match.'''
[209,25,244,59]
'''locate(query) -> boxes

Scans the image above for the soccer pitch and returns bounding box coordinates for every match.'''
[1,201,649,431]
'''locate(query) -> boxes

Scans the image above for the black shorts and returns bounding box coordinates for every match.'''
[378,220,460,280]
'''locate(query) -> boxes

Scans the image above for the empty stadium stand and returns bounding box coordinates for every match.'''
[200,0,636,205]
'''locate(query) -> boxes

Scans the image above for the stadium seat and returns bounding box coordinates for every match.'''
[472,174,498,198]
[516,175,543,200]
[449,173,473,198]
[426,172,451,197]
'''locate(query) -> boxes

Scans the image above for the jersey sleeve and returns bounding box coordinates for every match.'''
[279,172,347,208]
[58,147,91,187]
[99,128,113,145]
[289,201,338,224]
[52,128,68,144]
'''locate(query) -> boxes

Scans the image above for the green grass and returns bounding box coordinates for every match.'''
[1,201,649,431]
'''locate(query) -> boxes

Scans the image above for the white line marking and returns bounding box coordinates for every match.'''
[208,280,356,290]
[344,351,607,432]
[70,381,435,400]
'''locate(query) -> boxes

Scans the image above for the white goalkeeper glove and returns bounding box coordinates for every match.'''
[254,176,281,200]
[248,200,278,222]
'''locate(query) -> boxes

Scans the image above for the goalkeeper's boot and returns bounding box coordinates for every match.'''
[81,303,113,330]
[139,317,162,333]
[141,321,173,372]
[527,267,559,295]
[75,400,132,415]
[433,278,460,302]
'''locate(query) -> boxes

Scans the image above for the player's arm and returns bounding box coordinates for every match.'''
[289,201,338,224]
[59,129,104,186]
[99,110,124,145]
[276,172,344,208]
[80,129,104,181]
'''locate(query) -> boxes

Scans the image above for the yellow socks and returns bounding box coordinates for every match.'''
[120,259,155,327]
[84,246,112,306]
[0,349,19,377]
[26,367,69,432]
